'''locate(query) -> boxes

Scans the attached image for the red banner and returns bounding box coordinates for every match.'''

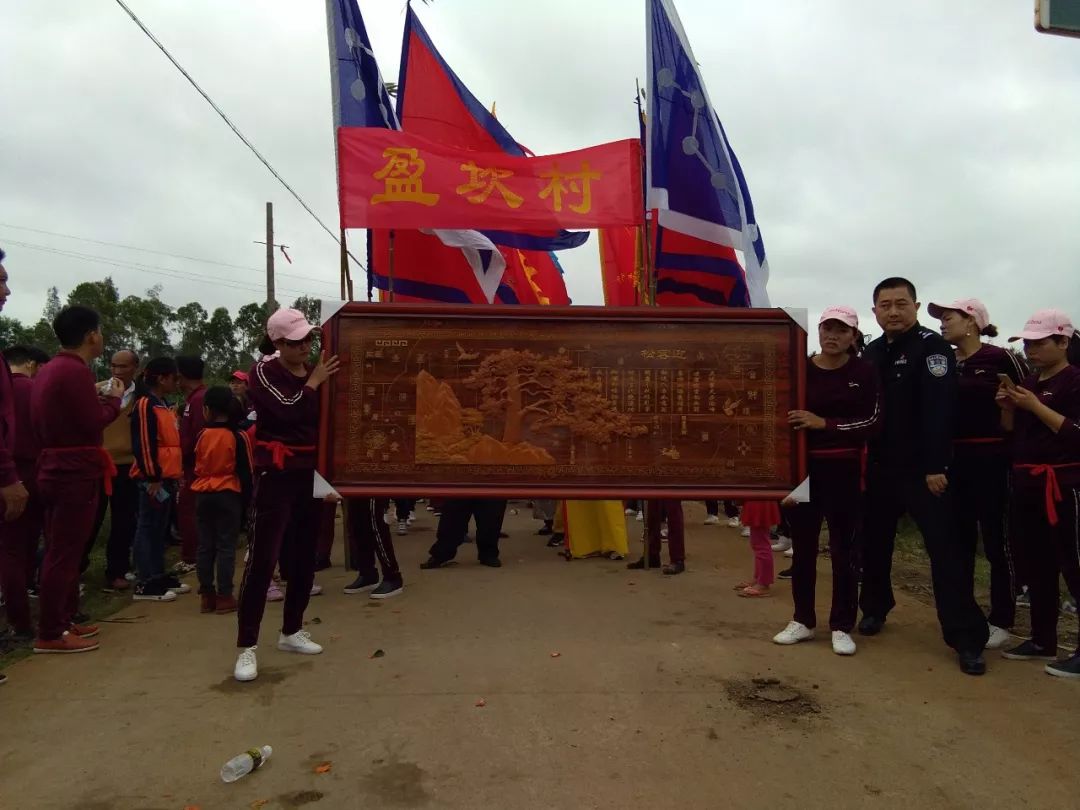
[338,129,643,230]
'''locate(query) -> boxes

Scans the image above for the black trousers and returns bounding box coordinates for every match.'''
[83,463,138,582]
[429,498,507,563]
[195,491,242,596]
[859,464,989,652]
[951,452,1016,629]
[394,498,416,522]
[347,497,401,580]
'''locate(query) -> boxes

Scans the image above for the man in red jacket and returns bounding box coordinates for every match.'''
[31,306,123,654]
[177,355,207,574]
[0,345,50,646]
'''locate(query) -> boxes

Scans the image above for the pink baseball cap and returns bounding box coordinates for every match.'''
[229,370,248,382]
[1009,309,1076,342]
[266,308,319,342]
[927,298,989,331]
[818,305,859,329]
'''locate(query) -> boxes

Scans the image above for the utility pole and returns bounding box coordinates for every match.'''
[265,201,275,312]
[254,201,290,313]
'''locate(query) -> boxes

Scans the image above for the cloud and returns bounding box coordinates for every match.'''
[1,0,1078,342]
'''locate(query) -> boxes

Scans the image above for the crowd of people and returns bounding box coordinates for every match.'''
[0,245,1077,687]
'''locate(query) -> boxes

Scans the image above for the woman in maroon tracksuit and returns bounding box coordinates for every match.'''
[997,309,1080,678]
[233,308,339,682]
[772,306,881,656]
[929,298,1027,650]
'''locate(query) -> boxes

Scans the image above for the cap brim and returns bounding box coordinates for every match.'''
[1008,330,1054,342]
[283,324,321,342]
[926,303,951,320]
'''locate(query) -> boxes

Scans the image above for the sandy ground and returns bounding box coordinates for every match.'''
[1,502,1077,810]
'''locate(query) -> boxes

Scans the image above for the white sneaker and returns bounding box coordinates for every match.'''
[624,508,635,516]
[660,527,669,541]
[635,510,643,522]
[773,621,814,645]
[234,646,258,681]
[727,517,741,529]
[986,624,1011,650]
[740,526,751,538]
[309,584,323,597]
[397,521,407,536]
[770,535,793,553]
[784,547,794,558]
[831,631,857,656]
[278,630,323,655]
[704,515,720,525]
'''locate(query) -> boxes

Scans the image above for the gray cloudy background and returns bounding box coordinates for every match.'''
[2,0,1079,339]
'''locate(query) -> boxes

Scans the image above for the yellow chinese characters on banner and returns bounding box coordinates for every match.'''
[456,162,524,208]
[539,162,601,214]
[371,147,440,206]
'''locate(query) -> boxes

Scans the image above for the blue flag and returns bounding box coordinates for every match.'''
[646,0,770,306]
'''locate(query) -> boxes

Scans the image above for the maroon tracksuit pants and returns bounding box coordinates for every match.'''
[788,458,861,633]
[178,472,198,565]
[1014,482,1080,653]
[38,477,100,641]
[0,467,43,634]
[316,498,337,565]
[346,497,401,580]
[236,468,319,648]
[643,500,685,564]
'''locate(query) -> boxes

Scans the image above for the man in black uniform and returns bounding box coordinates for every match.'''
[859,277,990,675]
[421,498,507,569]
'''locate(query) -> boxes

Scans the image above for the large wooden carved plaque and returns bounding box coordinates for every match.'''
[320,304,806,499]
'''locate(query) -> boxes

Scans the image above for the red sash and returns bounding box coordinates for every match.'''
[255,440,317,471]
[1014,463,1080,526]
[41,446,119,494]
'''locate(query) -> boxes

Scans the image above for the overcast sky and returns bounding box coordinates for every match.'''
[2,1,1079,341]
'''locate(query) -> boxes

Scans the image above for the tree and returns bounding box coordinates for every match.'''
[175,302,209,356]
[235,301,276,360]
[464,349,646,445]
[119,286,174,360]
[203,306,242,381]
[43,287,61,323]
[0,316,30,349]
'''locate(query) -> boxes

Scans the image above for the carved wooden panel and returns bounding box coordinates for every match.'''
[319,304,806,499]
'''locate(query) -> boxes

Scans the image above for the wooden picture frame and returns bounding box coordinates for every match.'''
[319,304,806,500]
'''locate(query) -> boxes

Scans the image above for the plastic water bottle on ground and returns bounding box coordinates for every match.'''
[221,745,273,783]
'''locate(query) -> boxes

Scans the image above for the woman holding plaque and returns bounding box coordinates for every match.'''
[232,308,339,683]
[772,306,881,656]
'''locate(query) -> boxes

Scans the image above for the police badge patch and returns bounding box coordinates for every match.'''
[927,354,949,377]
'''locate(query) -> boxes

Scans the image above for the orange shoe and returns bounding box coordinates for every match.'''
[215,594,238,614]
[200,594,217,614]
[34,632,100,654]
[68,623,100,639]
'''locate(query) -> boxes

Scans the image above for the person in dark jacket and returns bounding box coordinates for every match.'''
[858,278,990,676]
[929,298,1028,650]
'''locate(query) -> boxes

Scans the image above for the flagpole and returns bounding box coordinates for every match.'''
[388,229,397,302]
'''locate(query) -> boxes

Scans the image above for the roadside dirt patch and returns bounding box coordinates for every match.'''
[724,677,823,721]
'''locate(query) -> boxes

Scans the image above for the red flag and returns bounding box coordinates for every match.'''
[598,226,642,307]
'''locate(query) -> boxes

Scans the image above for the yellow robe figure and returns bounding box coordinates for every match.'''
[564,500,629,559]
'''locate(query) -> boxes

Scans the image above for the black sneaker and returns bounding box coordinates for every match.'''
[420,556,454,570]
[662,561,685,576]
[314,557,332,572]
[0,672,7,686]
[3,628,34,647]
[162,575,191,595]
[370,579,404,599]
[1002,640,1056,661]
[857,615,885,636]
[133,581,178,602]
[478,557,502,568]
[626,557,661,570]
[958,649,986,676]
[537,523,553,536]
[72,611,91,625]
[343,573,379,594]
[1045,651,1080,679]
[27,586,39,600]
[546,533,565,548]
[778,567,793,580]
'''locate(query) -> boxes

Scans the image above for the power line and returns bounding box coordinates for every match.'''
[0,222,336,287]
[112,0,366,274]
[3,238,322,301]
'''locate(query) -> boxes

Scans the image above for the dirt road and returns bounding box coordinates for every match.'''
[1,503,1076,809]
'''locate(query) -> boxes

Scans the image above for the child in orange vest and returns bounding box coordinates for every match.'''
[130,357,187,602]
[192,386,253,614]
